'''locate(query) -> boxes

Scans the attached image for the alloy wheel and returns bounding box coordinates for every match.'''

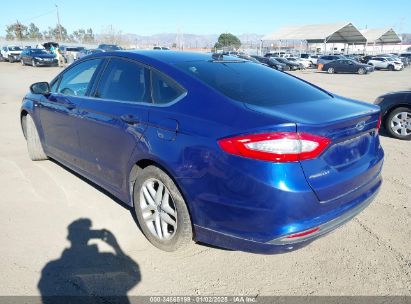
[139,178,177,240]
[390,111,411,137]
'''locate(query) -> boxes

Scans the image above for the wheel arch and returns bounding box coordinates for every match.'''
[383,103,411,120]
[128,157,196,226]
[20,109,29,138]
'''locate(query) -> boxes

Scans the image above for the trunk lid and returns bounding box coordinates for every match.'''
[245,96,383,202]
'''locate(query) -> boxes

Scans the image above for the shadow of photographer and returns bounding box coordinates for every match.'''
[38,218,140,303]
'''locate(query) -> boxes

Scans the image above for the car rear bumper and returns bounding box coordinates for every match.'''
[192,170,382,254]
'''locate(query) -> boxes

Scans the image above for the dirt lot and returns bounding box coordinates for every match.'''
[0,62,410,297]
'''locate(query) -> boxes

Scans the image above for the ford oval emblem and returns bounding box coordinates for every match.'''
[356,121,366,131]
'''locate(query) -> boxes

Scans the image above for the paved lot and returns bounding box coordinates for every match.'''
[0,62,410,297]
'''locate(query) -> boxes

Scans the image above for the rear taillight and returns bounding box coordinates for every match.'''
[218,132,331,162]
[376,115,382,130]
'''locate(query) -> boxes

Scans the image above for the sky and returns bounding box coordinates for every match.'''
[1,0,410,36]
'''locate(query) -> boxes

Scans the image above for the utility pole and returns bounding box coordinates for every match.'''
[15,20,22,41]
[56,4,63,42]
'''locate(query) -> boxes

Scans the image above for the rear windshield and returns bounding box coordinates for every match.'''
[175,61,331,106]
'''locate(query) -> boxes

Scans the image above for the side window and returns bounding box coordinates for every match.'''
[50,77,60,93]
[151,70,185,104]
[95,58,150,103]
[57,59,102,97]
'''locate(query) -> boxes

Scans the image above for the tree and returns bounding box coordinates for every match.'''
[49,24,68,41]
[28,23,42,40]
[72,28,95,43]
[100,25,123,45]
[214,33,241,50]
[84,28,95,43]
[5,21,28,40]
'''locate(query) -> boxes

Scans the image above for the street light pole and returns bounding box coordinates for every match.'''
[56,4,63,42]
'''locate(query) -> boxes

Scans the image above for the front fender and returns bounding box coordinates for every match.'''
[20,97,45,142]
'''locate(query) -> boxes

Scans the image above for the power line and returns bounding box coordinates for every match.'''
[20,10,55,23]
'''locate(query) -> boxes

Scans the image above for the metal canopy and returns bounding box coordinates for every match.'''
[262,22,367,44]
[361,28,401,44]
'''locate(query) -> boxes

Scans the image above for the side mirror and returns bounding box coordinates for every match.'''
[30,82,50,95]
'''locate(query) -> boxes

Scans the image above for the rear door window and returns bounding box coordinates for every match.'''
[95,58,150,103]
[151,70,185,104]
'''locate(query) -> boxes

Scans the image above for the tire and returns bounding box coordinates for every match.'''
[385,107,411,140]
[9,56,14,63]
[327,67,335,74]
[23,114,48,160]
[388,65,394,71]
[358,67,366,75]
[32,59,37,67]
[21,59,25,66]
[133,165,193,251]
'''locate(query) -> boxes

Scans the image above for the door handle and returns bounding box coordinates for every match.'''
[48,95,76,110]
[120,114,140,125]
[61,102,76,110]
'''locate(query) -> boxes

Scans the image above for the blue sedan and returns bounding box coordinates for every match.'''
[20,51,384,253]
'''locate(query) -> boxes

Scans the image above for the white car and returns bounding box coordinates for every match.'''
[367,57,403,71]
[287,57,311,68]
[1,45,23,63]
[300,54,319,65]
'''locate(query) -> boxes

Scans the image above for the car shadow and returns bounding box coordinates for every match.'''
[49,159,130,209]
[49,159,233,253]
[38,218,141,304]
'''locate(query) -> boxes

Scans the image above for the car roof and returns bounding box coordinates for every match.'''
[90,50,227,64]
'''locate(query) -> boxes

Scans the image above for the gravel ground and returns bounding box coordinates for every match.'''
[0,62,410,297]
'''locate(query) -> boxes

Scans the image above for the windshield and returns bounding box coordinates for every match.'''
[8,46,22,51]
[175,61,331,106]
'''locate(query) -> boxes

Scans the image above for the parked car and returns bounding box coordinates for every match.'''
[1,45,23,62]
[264,52,285,58]
[317,55,344,66]
[77,49,104,60]
[273,57,300,70]
[153,46,170,50]
[20,48,58,67]
[323,59,374,74]
[235,54,262,64]
[378,54,409,67]
[251,55,287,71]
[367,57,403,71]
[300,54,318,65]
[97,44,122,52]
[21,51,383,254]
[374,91,411,140]
[59,46,84,60]
[400,52,411,60]
[359,55,374,64]
[343,54,361,62]
[287,57,311,68]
